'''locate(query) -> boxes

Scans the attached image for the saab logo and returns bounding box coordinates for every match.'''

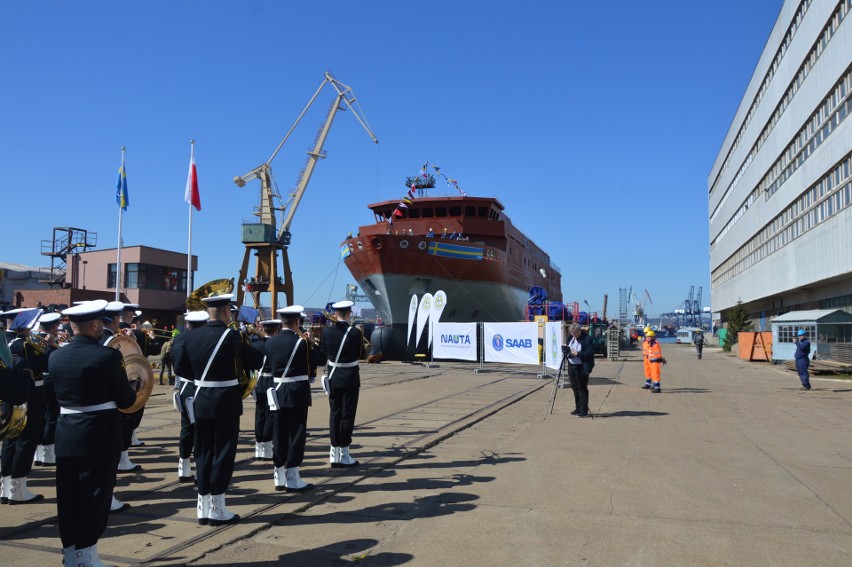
[492,334,504,351]
[506,338,533,348]
[441,334,471,345]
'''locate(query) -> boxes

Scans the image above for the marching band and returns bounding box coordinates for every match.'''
[0,290,364,566]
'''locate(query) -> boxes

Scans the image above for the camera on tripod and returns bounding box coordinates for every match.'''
[561,344,572,356]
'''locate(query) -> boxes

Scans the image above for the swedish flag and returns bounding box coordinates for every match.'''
[116,162,129,211]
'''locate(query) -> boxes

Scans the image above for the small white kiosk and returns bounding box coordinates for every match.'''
[770,309,852,362]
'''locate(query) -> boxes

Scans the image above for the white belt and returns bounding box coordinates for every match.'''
[273,375,309,384]
[328,361,358,368]
[34,380,45,387]
[195,379,239,388]
[60,401,117,414]
[177,377,194,384]
[260,372,274,378]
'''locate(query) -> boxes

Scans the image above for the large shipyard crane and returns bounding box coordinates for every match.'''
[233,72,378,313]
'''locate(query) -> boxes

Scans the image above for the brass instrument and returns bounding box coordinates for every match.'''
[186,278,235,311]
[107,334,154,413]
[0,333,28,441]
[227,321,258,400]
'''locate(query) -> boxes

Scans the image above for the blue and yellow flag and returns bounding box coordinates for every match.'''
[116,162,129,211]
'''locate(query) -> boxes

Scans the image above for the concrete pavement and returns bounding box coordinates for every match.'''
[2,339,851,566]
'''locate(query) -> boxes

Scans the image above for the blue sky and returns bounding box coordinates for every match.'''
[0,1,782,317]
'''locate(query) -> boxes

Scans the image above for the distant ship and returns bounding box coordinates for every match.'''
[341,181,562,357]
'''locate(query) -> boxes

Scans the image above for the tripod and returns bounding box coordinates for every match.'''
[544,351,568,419]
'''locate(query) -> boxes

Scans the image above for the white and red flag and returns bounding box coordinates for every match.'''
[185,148,201,211]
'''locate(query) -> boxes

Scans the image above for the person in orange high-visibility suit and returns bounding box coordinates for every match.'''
[641,328,653,390]
[643,331,666,393]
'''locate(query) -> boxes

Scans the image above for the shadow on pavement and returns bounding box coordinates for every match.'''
[178,538,413,566]
[595,411,669,418]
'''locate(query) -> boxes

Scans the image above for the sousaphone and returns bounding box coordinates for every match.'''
[107,333,154,413]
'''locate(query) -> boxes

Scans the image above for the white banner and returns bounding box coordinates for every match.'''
[483,322,538,365]
[407,294,418,348]
[544,321,563,370]
[432,322,477,361]
[415,293,433,347]
[429,290,447,348]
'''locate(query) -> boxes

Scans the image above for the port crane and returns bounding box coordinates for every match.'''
[628,287,652,327]
[233,72,378,313]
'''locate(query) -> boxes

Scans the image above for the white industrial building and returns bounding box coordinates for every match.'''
[709,0,852,325]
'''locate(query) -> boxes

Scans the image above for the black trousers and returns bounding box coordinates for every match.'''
[254,390,274,443]
[328,385,359,448]
[159,357,173,381]
[1,387,45,477]
[178,409,195,459]
[272,406,308,469]
[567,364,590,412]
[194,416,239,495]
[42,381,59,445]
[56,452,120,549]
[121,407,145,450]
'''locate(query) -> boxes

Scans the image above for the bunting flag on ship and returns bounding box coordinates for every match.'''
[427,241,483,260]
[387,162,468,224]
[340,243,353,259]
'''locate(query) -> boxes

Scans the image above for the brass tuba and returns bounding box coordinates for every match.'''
[0,333,28,441]
[107,333,154,413]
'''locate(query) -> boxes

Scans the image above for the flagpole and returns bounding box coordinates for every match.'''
[187,140,195,298]
[115,146,125,302]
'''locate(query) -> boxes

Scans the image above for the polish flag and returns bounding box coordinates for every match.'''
[185,154,201,211]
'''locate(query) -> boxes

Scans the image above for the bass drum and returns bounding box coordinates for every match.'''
[369,326,406,362]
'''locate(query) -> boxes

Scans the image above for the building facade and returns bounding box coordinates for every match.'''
[709,0,852,323]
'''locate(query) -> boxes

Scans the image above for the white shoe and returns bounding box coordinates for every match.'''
[254,442,263,459]
[284,467,312,492]
[8,477,44,504]
[42,444,57,465]
[33,445,45,465]
[337,446,359,468]
[329,446,340,466]
[197,493,210,525]
[74,544,109,567]
[110,494,130,513]
[130,431,144,446]
[273,466,286,491]
[117,450,141,472]
[178,458,194,482]
[208,493,239,526]
[0,475,10,504]
[261,441,274,460]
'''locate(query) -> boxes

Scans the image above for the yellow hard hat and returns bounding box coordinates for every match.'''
[645,330,656,337]
[643,327,652,334]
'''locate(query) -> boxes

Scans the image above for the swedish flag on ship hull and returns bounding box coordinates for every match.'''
[427,241,483,260]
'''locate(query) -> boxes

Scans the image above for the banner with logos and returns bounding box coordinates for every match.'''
[429,290,447,347]
[432,322,477,361]
[544,321,563,370]
[407,294,418,347]
[483,322,538,365]
[415,293,433,346]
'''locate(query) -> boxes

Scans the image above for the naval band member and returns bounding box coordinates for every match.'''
[268,305,327,491]
[1,308,49,504]
[50,300,136,567]
[321,300,365,468]
[170,310,209,483]
[33,312,62,467]
[251,319,281,462]
[173,294,262,526]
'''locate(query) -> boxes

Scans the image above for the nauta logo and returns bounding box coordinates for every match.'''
[441,334,471,344]
[493,334,533,350]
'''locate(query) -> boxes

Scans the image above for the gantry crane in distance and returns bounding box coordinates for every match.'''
[233,71,378,313]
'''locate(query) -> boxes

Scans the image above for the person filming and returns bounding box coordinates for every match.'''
[565,323,595,418]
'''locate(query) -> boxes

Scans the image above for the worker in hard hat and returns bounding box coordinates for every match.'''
[642,330,666,393]
[641,327,653,389]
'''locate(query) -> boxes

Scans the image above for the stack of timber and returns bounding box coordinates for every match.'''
[784,343,852,374]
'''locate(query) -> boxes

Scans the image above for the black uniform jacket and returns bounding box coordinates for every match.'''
[267,329,327,408]
[170,330,197,401]
[49,335,136,458]
[0,363,35,405]
[250,337,274,396]
[572,332,596,375]
[321,322,364,389]
[173,321,262,419]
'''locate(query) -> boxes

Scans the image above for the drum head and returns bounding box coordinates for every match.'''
[110,333,143,358]
[120,353,154,414]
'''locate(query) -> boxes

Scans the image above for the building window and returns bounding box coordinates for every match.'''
[111,263,188,292]
[777,324,816,344]
[108,264,117,288]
